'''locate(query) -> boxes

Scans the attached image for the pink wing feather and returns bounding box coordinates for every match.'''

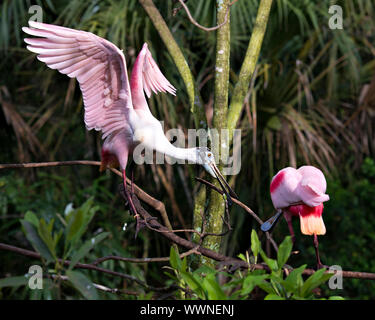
[297,166,330,207]
[22,21,132,139]
[142,46,176,98]
[270,167,302,209]
[130,43,176,112]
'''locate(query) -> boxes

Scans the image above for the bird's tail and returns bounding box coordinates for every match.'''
[298,204,326,236]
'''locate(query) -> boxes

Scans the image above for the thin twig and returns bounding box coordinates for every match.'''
[3,161,375,282]
[0,160,174,232]
[177,0,238,32]
[139,0,207,127]
[0,160,101,169]
[0,243,177,292]
[92,247,200,265]
[195,177,279,252]
[50,274,139,296]
[2,235,375,281]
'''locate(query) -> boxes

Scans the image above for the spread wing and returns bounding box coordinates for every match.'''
[23,21,132,139]
[142,45,176,99]
[129,43,176,112]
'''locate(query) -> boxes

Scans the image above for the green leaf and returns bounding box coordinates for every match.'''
[260,250,279,272]
[38,219,57,260]
[0,276,29,288]
[267,116,282,131]
[69,232,109,270]
[138,292,154,300]
[257,281,277,295]
[20,220,54,263]
[65,198,97,252]
[193,265,216,275]
[180,271,205,299]
[202,275,227,300]
[181,256,187,272]
[277,236,293,268]
[237,253,247,262]
[66,270,98,300]
[265,294,285,300]
[65,209,85,243]
[301,268,333,297]
[42,279,56,300]
[24,211,39,228]
[283,264,306,293]
[53,229,63,249]
[241,274,269,296]
[328,296,345,300]
[169,246,181,270]
[251,229,260,259]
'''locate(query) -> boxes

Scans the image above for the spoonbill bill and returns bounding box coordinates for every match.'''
[22,21,237,228]
[261,166,330,269]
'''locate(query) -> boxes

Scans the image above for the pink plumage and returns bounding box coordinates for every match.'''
[270,166,329,211]
[22,21,177,171]
[22,21,179,225]
[22,22,175,141]
[270,167,302,209]
[297,166,330,207]
[22,22,236,232]
[267,165,330,268]
[270,165,329,235]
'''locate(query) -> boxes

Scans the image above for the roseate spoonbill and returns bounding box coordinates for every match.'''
[22,21,237,230]
[261,166,330,269]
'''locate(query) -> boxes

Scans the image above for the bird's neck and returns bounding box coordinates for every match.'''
[170,146,198,163]
[155,138,198,164]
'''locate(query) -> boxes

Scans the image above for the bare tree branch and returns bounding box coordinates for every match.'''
[124,189,375,280]
[92,247,200,265]
[0,160,174,233]
[176,0,238,32]
[51,274,139,296]
[0,243,176,292]
[2,160,375,283]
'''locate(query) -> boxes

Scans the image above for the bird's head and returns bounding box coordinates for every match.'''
[195,147,238,201]
[195,147,216,177]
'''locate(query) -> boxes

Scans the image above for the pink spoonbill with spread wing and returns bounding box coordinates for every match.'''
[261,165,330,269]
[22,21,237,230]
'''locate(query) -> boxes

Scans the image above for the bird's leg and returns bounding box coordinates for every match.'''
[127,159,135,195]
[131,168,134,194]
[313,234,327,269]
[284,212,299,256]
[122,169,141,237]
[284,212,297,252]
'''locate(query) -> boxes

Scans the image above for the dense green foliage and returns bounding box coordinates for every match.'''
[168,232,343,300]
[1,0,375,299]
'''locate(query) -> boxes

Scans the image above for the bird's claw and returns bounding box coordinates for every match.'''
[134,214,143,239]
[134,214,158,239]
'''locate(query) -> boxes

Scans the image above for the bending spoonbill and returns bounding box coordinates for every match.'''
[22,21,237,228]
[261,166,330,269]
